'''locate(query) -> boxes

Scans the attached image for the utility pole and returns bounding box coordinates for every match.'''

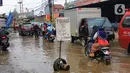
[48,0,52,22]
[65,0,67,3]
[18,1,22,14]
[42,0,44,11]
[18,0,23,14]
[18,0,23,25]
[64,0,68,9]
[21,0,23,13]
[52,0,54,17]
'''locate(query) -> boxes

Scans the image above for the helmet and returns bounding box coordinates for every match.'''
[47,24,51,26]
[98,27,104,31]
[98,27,107,40]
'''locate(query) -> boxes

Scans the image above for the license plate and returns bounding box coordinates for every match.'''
[104,51,111,55]
[50,35,54,37]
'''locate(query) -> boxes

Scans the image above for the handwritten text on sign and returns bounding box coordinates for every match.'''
[56,17,71,41]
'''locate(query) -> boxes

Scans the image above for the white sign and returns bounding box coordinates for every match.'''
[56,17,71,41]
[115,4,125,15]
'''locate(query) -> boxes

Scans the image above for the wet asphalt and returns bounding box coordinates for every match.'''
[0,32,130,73]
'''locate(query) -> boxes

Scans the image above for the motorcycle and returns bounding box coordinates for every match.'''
[85,38,111,65]
[0,35,10,51]
[48,33,55,42]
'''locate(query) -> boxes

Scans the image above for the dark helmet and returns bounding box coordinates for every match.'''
[98,27,104,31]
[98,27,107,40]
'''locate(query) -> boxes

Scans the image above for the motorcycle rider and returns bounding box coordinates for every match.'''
[0,27,9,36]
[33,24,41,36]
[43,23,47,35]
[89,27,110,57]
[0,27,9,51]
[45,23,54,40]
[91,25,99,38]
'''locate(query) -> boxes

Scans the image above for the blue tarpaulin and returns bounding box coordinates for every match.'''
[6,12,13,28]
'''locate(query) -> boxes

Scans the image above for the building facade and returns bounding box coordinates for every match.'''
[44,4,64,21]
[45,4,64,15]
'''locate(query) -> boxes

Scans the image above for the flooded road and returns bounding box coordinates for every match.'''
[0,32,130,73]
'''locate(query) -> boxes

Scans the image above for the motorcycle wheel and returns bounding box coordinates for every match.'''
[53,58,67,71]
[2,47,8,51]
[6,43,10,47]
[49,37,54,42]
[71,36,75,43]
[105,59,111,65]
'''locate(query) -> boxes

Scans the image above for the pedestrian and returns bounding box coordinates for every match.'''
[82,19,89,46]
[33,24,40,36]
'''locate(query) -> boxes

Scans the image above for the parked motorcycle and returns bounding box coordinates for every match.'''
[0,35,10,51]
[85,38,111,65]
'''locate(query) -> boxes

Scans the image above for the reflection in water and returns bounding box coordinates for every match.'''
[66,43,114,73]
[0,52,9,65]
[1,32,130,73]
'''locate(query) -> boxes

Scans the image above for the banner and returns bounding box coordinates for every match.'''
[46,14,50,21]
[6,12,13,28]
[56,17,71,41]
[46,13,59,21]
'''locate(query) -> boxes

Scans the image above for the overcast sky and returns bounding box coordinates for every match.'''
[0,0,71,15]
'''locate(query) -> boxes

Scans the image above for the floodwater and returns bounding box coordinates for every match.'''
[0,32,130,73]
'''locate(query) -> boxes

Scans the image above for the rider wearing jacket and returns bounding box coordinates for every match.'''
[89,27,110,57]
[0,27,9,51]
[33,24,41,36]
[45,23,54,40]
[0,28,9,36]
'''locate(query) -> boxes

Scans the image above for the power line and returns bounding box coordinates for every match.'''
[28,4,43,10]
[4,1,43,7]
[4,1,46,10]
[24,1,42,5]
[30,1,47,8]
[29,1,48,11]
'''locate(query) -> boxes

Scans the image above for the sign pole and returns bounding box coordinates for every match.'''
[53,17,71,71]
[59,41,62,58]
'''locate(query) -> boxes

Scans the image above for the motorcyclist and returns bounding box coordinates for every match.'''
[0,27,9,37]
[0,27,9,51]
[33,24,41,36]
[52,27,56,35]
[91,25,99,38]
[43,23,47,35]
[89,27,110,57]
[45,23,54,40]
